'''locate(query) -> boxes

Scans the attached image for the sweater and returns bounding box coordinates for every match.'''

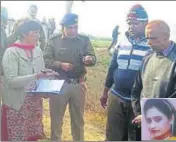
[131,41,176,116]
[105,32,151,101]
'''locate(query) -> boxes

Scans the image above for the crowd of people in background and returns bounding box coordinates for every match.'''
[5,5,56,47]
[1,2,176,141]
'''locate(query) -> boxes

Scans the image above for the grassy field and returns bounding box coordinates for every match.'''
[91,39,111,48]
[42,39,112,141]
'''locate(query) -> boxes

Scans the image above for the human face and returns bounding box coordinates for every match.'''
[23,30,39,45]
[145,25,169,52]
[145,107,172,140]
[28,7,38,19]
[63,24,78,38]
[127,19,146,37]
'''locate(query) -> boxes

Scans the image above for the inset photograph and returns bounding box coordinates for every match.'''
[141,98,176,140]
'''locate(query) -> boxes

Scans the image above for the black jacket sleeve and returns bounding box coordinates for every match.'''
[105,50,118,88]
[168,64,176,98]
[131,68,143,116]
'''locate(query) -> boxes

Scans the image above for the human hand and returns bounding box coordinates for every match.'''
[60,62,74,72]
[83,56,93,65]
[36,69,59,79]
[100,93,108,109]
[132,115,142,124]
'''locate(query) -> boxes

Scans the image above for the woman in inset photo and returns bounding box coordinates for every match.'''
[143,99,176,140]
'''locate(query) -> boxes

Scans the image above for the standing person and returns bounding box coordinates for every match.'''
[142,99,176,140]
[108,25,120,51]
[131,20,176,127]
[41,17,49,44]
[100,4,151,141]
[43,13,96,141]
[8,4,46,50]
[0,7,8,68]
[1,20,58,141]
[0,7,8,101]
[48,17,56,38]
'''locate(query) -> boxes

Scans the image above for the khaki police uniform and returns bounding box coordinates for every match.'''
[43,33,96,141]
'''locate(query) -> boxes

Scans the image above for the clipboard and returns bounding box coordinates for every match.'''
[26,79,65,95]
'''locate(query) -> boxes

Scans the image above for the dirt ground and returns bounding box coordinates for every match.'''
[42,48,110,141]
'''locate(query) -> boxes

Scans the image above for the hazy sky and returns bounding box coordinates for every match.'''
[1,1,176,39]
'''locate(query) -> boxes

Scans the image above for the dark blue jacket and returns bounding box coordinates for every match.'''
[105,32,151,101]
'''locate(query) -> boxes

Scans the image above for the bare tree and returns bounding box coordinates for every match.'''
[65,1,74,14]
[65,1,85,14]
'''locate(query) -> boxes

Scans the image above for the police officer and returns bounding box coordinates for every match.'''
[7,4,46,50]
[43,13,96,141]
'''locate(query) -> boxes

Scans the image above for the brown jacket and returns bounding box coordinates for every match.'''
[43,33,96,80]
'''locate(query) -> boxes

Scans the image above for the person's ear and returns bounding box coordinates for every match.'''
[164,33,170,41]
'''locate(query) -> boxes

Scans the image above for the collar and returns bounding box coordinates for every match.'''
[61,34,81,40]
[162,41,174,56]
[125,31,146,45]
[9,40,35,50]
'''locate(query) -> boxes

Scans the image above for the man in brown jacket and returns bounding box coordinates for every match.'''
[43,13,96,141]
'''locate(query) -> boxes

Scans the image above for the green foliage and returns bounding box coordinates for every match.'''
[91,39,111,48]
[80,33,112,48]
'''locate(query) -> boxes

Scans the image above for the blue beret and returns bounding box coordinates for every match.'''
[1,7,8,20]
[60,13,78,26]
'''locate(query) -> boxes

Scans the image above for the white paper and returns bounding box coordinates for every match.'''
[27,79,65,95]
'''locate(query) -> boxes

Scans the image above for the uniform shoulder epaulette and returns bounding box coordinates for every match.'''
[49,33,61,40]
[78,34,89,39]
[77,34,90,42]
